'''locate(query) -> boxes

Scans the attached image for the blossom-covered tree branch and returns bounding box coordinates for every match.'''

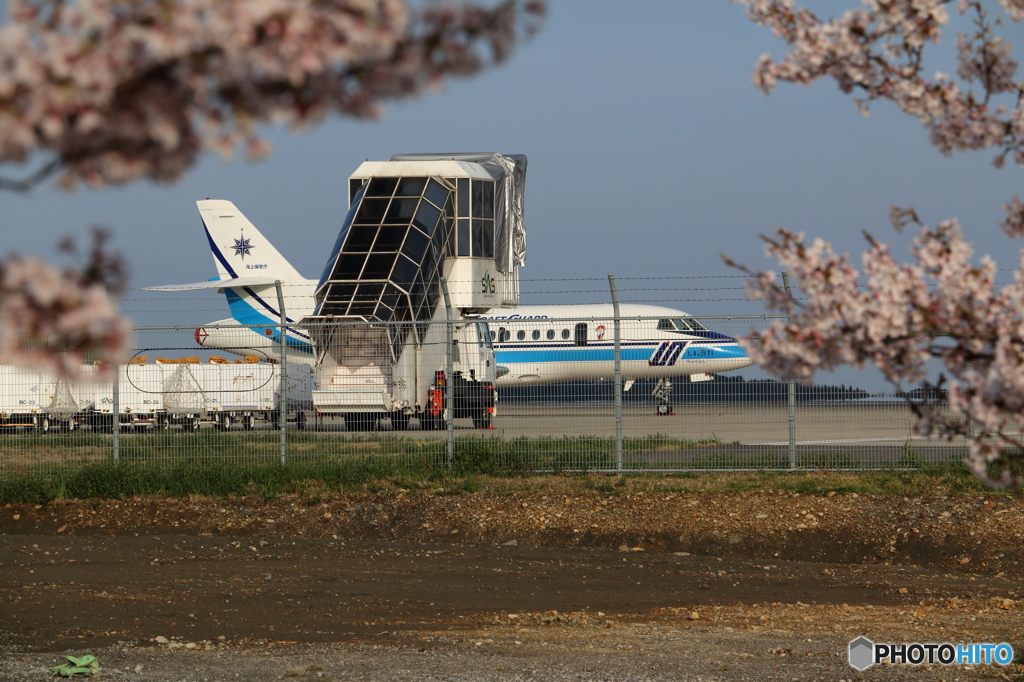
[731,0,1024,486]
[0,0,544,379]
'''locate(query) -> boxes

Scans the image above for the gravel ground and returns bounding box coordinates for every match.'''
[1,485,1023,680]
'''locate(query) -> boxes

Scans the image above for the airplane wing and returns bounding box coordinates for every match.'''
[143,277,280,292]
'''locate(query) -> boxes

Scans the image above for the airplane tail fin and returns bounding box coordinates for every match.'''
[198,200,302,282]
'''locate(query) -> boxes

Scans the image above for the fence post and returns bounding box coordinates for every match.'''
[112,365,120,464]
[608,274,623,474]
[781,270,797,469]
[275,280,288,467]
[440,277,455,469]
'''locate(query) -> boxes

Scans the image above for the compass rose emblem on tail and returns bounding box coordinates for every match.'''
[230,234,255,259]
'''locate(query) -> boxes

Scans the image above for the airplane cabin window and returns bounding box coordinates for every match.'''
[561,329,570,340]
[532,330,540,340]
[547,329,555,340]
[502,329,511,342]
[517,330,526,341]
[657,319,674,331]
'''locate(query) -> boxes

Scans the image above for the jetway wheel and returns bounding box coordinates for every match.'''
[419,414,445,431]
[391,412,410,431]
[656,404,672,416]
[344,412,377,432]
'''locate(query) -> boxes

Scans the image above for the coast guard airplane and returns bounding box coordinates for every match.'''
[148,201,753,400]
[146,200,319,364]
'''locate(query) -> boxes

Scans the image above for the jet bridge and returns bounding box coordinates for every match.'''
[303,153,527,429]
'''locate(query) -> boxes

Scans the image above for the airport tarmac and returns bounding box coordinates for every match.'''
[0,402,969,471]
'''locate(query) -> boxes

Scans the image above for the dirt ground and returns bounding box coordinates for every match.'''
[2,487,1024,680]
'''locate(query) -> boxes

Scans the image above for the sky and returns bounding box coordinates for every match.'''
[2,1,1023,378]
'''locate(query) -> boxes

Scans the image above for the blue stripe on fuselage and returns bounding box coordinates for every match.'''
[224,289,313,354]
[493,343,746,364]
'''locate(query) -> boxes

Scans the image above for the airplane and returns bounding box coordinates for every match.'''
[473,305,751,388]
[148,201,753,409]
[146,200,319,364]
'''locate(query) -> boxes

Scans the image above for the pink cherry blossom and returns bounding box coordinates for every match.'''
[734,0,1024,487]
[0,0,545,380]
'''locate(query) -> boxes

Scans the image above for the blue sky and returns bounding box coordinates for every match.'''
[2,1,1022,338]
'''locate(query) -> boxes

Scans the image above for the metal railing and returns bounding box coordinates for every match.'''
[0,314,965,476]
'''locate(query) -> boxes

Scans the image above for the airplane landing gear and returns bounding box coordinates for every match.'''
[653,378,674,416]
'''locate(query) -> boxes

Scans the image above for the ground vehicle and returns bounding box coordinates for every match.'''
[0,361,313,433]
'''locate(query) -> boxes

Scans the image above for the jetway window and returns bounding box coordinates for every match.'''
[457,220,470,257]
[397,177,426,196]
[366,177,398,197]
[546,329,554,340]
[348,178,366,205]
[347,225,377,249]
[358,199,389,221]
[385,198,418,223]
[457,178,469,216]
[472,219,493,258]
[315,174,455,345]
[425,179,449,208]
[362,253,396,279]
[453,179,495,257]
[574,323,588,347]
[375,225,408,250]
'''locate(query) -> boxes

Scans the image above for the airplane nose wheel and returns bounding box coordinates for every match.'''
[652,378,674,416]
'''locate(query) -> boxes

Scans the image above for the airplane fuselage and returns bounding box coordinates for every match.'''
[473,304,751,386]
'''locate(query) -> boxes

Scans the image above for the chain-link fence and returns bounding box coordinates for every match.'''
[0,304,967,476]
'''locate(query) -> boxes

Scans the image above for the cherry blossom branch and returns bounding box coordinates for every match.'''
[0,0,546,188]
[0,230,131,381]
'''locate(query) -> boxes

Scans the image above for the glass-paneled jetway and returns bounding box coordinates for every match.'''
[302,154,527,430]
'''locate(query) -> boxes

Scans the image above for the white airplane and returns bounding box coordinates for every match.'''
[146,200,319,364]
[148,201,753,405]
[473,305,752,389]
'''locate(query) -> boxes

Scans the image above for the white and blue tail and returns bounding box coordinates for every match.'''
[145,200,319,360]
[198,200,304,283]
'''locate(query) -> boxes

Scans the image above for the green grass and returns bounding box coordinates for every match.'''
[0,430,1010,503]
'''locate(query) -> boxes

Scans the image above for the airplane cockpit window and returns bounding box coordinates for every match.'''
[657,319,674,331]
[672,318,708,331]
